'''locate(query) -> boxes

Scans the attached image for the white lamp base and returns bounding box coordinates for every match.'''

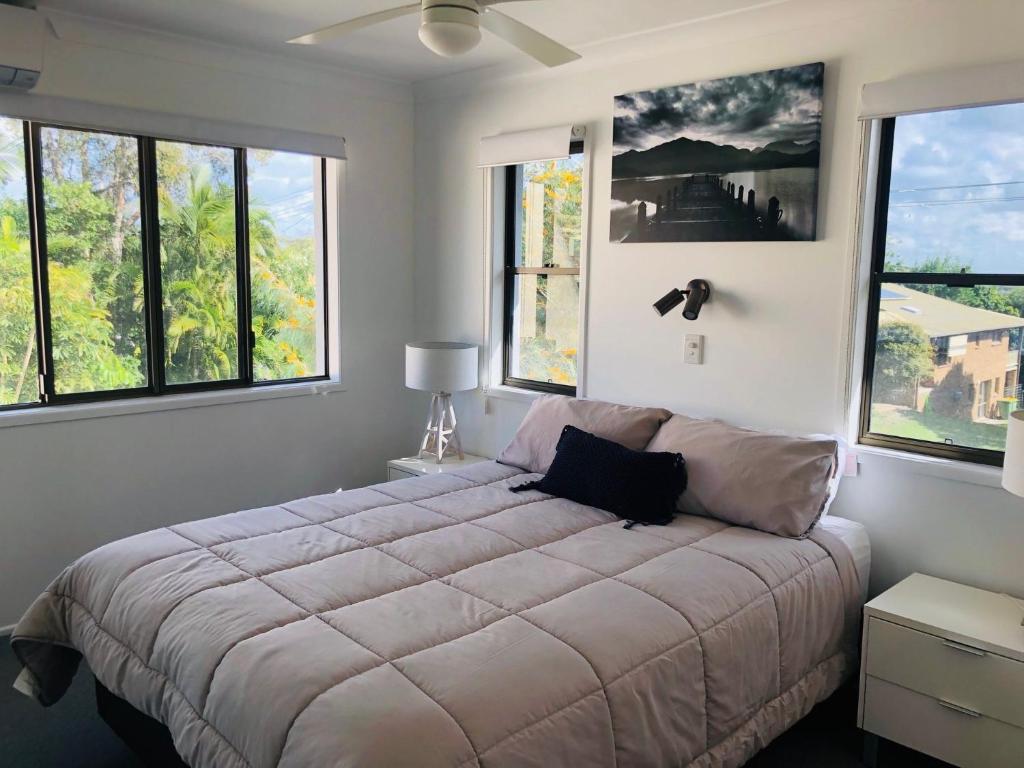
[419,392,464,464]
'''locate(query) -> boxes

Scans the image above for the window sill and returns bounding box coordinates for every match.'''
[482,384,545,405]
[854,443,1004,489]
[0,379,346,429]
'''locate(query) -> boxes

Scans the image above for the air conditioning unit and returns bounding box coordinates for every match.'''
[0,5,45,91]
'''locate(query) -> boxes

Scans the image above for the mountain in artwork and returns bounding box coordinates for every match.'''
[612,136,820,179]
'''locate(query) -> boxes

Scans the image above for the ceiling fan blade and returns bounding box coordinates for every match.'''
[288,3,420,45]
[479,8,581,67]
[478,0,540,5]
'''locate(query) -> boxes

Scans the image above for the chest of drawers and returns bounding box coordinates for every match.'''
[858,574,1024,768]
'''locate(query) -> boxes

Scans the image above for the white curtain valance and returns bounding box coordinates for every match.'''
[859,59,1024,120]
[0,92,347,159]
[478,124,582,168]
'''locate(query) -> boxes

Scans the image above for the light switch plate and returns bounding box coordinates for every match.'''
[684,334,704,364]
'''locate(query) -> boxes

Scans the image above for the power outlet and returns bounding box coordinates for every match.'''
[684,334,704,365]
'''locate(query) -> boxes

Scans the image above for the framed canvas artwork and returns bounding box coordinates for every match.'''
[611,62,824,243]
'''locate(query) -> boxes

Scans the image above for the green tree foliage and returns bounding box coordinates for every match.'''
[0,214,37,403]
[0,122,38,404]
[159,161,240,384]
[873,320,934,406]
[884,253,1020,316]
[0,119,322,406]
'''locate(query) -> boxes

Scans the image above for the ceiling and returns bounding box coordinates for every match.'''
[39,0,782,82]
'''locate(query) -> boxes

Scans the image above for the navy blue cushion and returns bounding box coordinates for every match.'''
[512,425,686,526]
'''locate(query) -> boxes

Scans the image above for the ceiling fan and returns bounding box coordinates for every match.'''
[288,0,581,68]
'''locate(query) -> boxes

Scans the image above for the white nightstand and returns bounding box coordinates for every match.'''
[858,573,1024,768]
[387,454,489,482]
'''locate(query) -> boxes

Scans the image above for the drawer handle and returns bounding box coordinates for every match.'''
[937,699,981,718]
[941,639,987,657]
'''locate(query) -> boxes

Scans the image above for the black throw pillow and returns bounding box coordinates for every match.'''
[511,425,687,527]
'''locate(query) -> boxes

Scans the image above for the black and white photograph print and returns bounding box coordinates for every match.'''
[611,62,824,243]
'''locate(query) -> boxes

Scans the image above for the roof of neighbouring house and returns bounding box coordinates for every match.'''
[879,284,1024,337]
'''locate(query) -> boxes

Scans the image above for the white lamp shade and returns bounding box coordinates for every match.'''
[1003,411,1024,497]
[406,342,478,393]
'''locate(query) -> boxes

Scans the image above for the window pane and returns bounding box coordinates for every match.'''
[868,283,1024,451]
[247,150,325,381]
[0,118,37,405]
[514,154,584,268]
[157,141,239,385]
[40,126,148,395]
[509,273,579,387]
[884,103,1024,274]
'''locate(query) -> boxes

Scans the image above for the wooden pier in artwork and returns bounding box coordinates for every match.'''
[628,173,791,242]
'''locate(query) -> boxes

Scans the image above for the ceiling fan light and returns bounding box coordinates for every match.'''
[418,6,481,57]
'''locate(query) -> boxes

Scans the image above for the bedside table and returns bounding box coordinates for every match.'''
[387,453,489,481]
[858,573,1024,768]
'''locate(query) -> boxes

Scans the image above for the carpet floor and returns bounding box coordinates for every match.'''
[2,640,947,767]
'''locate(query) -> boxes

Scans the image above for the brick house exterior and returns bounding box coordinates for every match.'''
[880,285,1024,420]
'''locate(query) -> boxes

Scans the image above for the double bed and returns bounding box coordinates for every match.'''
[12,460,866,768]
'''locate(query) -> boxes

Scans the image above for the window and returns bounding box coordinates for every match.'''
[248,150,326,382]
[502,142,584,394]
[860,103,1024,465]
[156,141,241,386]
[0,117,329,412]
[39,127,149,395]
[0,118,36,406]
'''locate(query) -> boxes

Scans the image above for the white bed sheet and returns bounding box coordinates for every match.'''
[818,515,871,603]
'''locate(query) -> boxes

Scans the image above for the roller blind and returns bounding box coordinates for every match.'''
[859,59,1024,120]
[0,92,347,159]
[478,124,581,168]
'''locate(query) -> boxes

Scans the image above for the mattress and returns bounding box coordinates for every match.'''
[818,516,871,602]
[12,461,863,768]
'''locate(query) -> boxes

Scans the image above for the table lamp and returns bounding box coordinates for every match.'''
[406,342,479,463]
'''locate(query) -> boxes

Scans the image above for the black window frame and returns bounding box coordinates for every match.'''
[1,118,331,412]
[858,117,1023,467]
[501,140,585,396]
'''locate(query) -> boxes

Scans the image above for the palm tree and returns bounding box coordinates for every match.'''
[160,165,241,383]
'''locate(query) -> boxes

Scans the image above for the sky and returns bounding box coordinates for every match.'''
[613,63,823,154]
[885,102,1024,274]
[247,150,318,242]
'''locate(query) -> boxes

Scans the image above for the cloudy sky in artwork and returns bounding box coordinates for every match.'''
[613,63,823,154]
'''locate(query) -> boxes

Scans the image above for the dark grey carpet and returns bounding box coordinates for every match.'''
[2,639,945,767]
[2,639,142,767]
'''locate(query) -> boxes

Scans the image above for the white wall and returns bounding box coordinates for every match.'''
[0,13,422,627]
[413,0,1024,598]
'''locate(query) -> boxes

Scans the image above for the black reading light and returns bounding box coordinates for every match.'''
[653,279,711,321]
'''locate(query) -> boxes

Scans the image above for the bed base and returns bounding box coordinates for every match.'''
[95,679,187,767]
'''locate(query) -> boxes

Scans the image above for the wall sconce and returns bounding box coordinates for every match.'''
[653,279,712,320]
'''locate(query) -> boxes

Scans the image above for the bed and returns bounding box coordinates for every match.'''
[12,460,865,768]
